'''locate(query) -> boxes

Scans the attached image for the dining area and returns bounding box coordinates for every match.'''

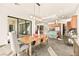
[8,30,48,56]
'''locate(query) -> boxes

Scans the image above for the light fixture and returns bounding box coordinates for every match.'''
[33,3,42,21]
[36,3,40,20]
[36,3,40,6]
[14,3,20,5]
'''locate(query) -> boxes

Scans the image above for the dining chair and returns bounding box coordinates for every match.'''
[8,31,29,56]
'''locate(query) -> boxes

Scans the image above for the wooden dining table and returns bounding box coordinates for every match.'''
[19,35,33,56]
[19,34,48,56]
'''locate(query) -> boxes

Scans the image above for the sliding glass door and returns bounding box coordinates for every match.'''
[18,19,32,38]
[8,16,32,38]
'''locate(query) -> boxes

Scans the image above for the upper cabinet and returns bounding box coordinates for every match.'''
[71,15,77,29]
[67,22,71,30]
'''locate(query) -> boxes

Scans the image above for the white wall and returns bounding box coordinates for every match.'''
[0,15,8,45]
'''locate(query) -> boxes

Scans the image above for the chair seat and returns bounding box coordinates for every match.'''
[20,45,29,52]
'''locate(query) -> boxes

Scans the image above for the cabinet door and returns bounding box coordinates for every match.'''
[71,15,77,28]
[67,22,71,30]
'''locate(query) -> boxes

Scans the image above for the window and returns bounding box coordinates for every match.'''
[36,25,44,34]
[8,16,32,38]
[9,25,14,32]
[17,19,32,38]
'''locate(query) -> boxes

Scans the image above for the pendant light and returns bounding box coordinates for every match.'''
[36,3,41,21]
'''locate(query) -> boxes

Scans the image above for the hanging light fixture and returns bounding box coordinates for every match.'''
[36,3,40,6]
[14,3,20,5]
[33,3,36,20]
[36,3,41,21]
[33,3,42,22]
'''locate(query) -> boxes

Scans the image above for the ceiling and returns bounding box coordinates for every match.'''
[0,3,78,22]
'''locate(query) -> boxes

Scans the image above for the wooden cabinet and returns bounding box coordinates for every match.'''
[48,23,61,29]
[71,15,77,29]
[67,15,77,30]
[67,22,71,30]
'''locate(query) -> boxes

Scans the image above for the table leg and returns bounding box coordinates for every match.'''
[29,43,32,56]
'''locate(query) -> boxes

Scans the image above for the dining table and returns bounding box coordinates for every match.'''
[19,35,34,56]
[19,34,48,56]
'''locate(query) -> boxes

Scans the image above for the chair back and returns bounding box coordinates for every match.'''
[9,31,19,53]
